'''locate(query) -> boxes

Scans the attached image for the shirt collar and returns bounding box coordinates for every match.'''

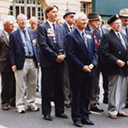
[47,20,56,29]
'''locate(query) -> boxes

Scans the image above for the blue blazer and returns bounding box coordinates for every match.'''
[9,29,39,70]
[65,28,98,77]
[37,21,65,68]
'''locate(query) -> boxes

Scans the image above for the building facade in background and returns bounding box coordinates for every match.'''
[0,0,92,22]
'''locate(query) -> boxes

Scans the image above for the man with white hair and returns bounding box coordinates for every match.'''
[65,12,97,127]
[9,13,40,113]
[100,14,128,119]
[0,16,15,110]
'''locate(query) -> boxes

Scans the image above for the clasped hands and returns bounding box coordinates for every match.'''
[82,64,94,72]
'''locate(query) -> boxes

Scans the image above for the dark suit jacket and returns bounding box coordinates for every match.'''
[9,29,39,70]
[100,29,128,76]
[65,28,98,77]
[0,30,12,72]
[37,21,65,68]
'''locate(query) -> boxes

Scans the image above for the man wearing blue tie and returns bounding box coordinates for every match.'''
[65,12,98,127]
[9,14,40,113]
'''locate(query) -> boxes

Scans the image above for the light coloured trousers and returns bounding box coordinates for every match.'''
[108,75,128,115]
[14,59,37,110]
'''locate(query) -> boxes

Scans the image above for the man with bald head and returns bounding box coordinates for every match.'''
[9,14,40,113]
[65,12,97,127]
[0,16,15,110]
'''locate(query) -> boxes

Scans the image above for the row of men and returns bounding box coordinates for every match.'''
[1,4,128,127]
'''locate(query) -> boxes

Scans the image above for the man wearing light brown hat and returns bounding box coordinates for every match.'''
[120,8,128,37]
[120,8,128,108]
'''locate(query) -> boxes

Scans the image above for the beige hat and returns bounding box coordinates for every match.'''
[119,8,128,17]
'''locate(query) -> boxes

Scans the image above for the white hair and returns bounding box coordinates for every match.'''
[17,13,27,21]
[3,16,15,26]
[74,12,88,21]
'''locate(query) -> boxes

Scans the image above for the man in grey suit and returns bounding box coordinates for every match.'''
[0,16,15,110]
[100,14,128,119]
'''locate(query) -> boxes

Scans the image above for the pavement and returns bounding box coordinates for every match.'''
[0,73,128,128]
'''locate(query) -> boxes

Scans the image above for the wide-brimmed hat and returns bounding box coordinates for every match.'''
[88,12,100,21]
[107,14,120,25]
[119,8,128,17]
[63,9,76,19]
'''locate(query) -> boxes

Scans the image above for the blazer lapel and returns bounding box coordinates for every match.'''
[15,29,24,50]
[1,30,9,46]
[74,29,88,50]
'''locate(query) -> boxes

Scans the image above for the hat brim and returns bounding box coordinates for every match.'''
[88,18,100,21]
[119,14,128,18]
[63,12,76,19]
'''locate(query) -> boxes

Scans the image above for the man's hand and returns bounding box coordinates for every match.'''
[88,64,94,70]
[56,55,66,63]
[82,65,91,72]
[116,59,125,67]
[12,65,17,72]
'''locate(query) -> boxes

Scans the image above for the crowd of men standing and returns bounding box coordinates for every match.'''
[0,4,128,127]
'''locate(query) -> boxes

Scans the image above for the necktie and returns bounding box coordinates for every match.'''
[70,26,73,32]
[117,33,126,49]
[125,27,128,36]
[82,32,88,48]
[93,30,100,50]
[23,30,33,55]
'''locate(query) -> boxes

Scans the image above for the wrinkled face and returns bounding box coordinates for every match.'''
[65,13,75,25]
[30,21,37,30]
[4,20,14,33]
[75,16,88,31]
[111,19,122,32]
[17,15,27,29]
[90,20,100,29]
[47,7,58,22]
[120,17,128,26]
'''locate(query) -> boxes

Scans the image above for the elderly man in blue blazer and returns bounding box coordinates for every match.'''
[9,14,40,113]
[65,12,98,127]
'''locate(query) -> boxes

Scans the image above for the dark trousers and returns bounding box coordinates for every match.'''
[1,72,15,105]
[41,64,64,116]
[70,74,92,122]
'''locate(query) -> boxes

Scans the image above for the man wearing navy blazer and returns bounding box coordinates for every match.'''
[100,14,128,119]
[65,12,98,127]
[9,14,39,113]
[37,5,68,121]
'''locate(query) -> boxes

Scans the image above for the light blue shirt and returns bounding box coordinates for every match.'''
[19,28,33,56]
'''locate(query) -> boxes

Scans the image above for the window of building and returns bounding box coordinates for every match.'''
[80,2,91,14]
[9,0,44,21]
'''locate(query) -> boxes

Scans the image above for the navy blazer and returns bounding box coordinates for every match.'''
[9,29,39,70]
[100,29,128,76]
[37,21,65,68]
[65,28,98,77]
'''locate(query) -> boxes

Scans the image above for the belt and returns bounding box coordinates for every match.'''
[25,56,34,59]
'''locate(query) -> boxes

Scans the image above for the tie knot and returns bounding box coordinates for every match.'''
[23,29,26,33]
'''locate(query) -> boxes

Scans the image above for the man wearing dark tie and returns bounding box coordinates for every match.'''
[9,14,39,113]
[63,9,75,108]
[65,12,98,127]
[100,14,128,119]
[0,16,15,110]
[37,5,68,121]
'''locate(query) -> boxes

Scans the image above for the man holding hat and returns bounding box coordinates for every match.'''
[63,9,75,108]
[100,14,128,119]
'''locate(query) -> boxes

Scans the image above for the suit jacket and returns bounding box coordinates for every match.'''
[37,21,65,68]
[100,29,128,76]
[65,28,98,77]
[0,30,12,72]
[9,29,39,70]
